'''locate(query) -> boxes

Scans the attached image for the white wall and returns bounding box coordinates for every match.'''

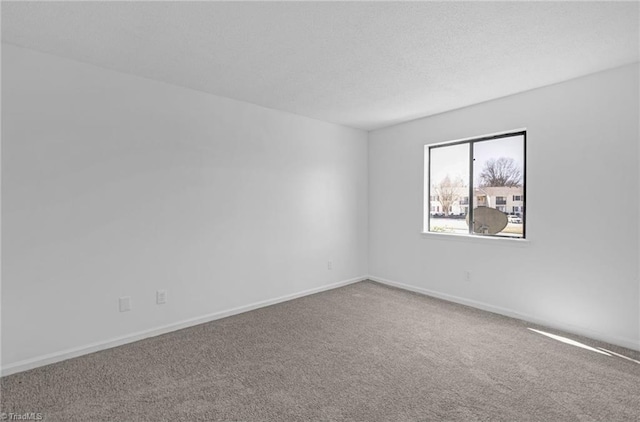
[1,44,368,372]
[369,63,640,350]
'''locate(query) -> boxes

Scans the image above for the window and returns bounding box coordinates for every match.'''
[425,131,526,238]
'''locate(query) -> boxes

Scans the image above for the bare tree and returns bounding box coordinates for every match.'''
[479,157,522,187]
[434,175,465,216]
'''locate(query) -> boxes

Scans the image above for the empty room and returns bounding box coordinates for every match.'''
[1,1,639,421]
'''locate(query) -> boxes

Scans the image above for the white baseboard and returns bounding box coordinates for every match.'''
[368,275,640,352]
[1,276,367,377]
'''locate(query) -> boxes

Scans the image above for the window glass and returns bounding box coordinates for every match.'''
[428,143,469,235]
[472,134,525,237]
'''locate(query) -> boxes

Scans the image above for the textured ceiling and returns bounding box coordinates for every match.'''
[2,1,639,130]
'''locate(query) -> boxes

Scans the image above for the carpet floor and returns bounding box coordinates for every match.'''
[1,281,639,421]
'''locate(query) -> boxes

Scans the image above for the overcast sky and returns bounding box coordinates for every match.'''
[428,134,524,188]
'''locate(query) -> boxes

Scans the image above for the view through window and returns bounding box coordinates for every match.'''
[425,131,526,238]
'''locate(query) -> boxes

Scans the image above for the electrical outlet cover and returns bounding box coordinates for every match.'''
[119,296,131,312]
[156,290,167,305]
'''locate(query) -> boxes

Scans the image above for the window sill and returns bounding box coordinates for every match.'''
[420,231,530,246]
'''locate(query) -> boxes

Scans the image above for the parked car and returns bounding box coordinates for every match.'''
[508,215,523,224]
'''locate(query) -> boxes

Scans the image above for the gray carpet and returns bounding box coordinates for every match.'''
[1,281,639,421]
